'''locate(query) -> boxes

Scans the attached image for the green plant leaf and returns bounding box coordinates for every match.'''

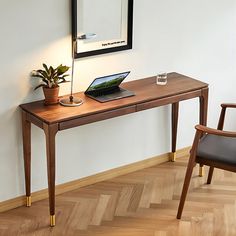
[42,78,49,86]
[37,69,49,79]
[52,69,58,78]
[31,74,45,80]
[32,64,70,90]
[49,66,55,78]
[57,65,70,76]
[58,76,70,83]
[61,74,70,77]
[34,84,45,90]
[58,80,70,84]
[42,64,50,74]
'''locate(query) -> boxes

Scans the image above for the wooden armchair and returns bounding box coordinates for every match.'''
[177,103,236,219]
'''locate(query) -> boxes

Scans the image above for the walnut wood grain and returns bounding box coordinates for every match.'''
[28,114,43,129]
[177,103,236,219]
[217,107,227,130]
[177,128,202,219]
[210,102,236,180]
[199,87,208,126]
[221,103,236,108]
[196,158,236,173]
[43,123,58,219]
[22,111,31,200]
[20,73,208,125]
[136,89,202,112]
[207,166,214,184]
[195,124,236,137]
[20,72,209,226]
[171,102,179,154]
[59,105,136,130]
[218,103,236,130]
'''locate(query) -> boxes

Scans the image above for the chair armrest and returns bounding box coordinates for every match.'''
[195,125,236,138]
[221,103,236,108]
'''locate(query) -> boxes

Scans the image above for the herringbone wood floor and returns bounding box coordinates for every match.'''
[1,156,236,236]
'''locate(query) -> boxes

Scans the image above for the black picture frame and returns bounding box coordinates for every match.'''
[72,0,133,59]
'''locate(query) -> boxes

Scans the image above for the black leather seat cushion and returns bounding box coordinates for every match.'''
[197,134,236,166]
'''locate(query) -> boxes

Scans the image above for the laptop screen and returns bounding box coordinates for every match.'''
[85,71,130,93]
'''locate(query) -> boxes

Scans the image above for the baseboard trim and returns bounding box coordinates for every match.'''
[0,146,190,213]
[176,146,191,158]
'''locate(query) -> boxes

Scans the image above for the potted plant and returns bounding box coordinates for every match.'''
[32,64,70,105]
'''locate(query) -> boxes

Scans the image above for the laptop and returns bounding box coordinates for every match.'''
[84,71,135,102]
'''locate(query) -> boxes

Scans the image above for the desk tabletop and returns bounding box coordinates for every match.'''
[20,72,208,124]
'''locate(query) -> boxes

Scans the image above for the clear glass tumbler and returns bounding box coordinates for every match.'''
[156,72,167,85]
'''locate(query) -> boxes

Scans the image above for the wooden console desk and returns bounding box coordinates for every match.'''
[20,72,208,226]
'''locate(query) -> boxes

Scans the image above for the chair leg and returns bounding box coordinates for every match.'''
[177,160,195,219]
[207,166,214,184]
[199,164,204,177]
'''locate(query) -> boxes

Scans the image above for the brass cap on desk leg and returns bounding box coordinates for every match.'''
[170,152,177,162]
[50,215,56,227]
[199,166,204,177]
[26,196,31,207]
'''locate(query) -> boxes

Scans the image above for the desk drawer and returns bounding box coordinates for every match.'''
[137,90,202,111]
[59,105,136,130]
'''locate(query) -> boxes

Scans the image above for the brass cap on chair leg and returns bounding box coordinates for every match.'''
[26,196,32,207]
[199,166,204,177]
[50,215,56,227]
[170,152,177,162]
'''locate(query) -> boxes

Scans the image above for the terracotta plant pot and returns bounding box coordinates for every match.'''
[43,86,59,105]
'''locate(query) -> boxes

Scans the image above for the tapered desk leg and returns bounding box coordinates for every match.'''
[171,102,179,162]
[22,111,32,207]
[43,123,58,227]
[199,88,209,176]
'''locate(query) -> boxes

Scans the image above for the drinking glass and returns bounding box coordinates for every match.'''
[156,72,167,85]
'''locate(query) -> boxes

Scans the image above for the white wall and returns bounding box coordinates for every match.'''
[0,0,236,201]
